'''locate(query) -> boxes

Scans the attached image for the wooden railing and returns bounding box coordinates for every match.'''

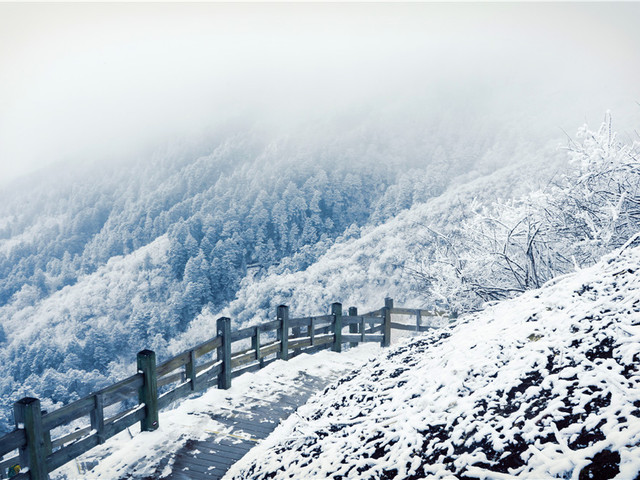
[0,298,450,479]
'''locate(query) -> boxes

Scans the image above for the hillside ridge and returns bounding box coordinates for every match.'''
[227,241,640,479]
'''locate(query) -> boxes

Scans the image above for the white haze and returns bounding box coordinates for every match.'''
[0,2,638,185]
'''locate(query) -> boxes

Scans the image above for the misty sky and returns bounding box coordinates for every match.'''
[0,2,639,185]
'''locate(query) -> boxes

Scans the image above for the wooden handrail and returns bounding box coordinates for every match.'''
[390,307,450,317]
[0,429,25,457]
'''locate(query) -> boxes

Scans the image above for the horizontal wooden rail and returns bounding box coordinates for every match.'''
[0,457,19,478]
[195,359,220,376]
[49,400,142,451]
[47,405,145,472]
[41,373,143,432]
[310,314,334,323]
[156,334,224,380]
[231,350,257,369]
[257,319,281,332]
[50,425,88,451]
[99,374,145,407]
[259,340,281,358]
[158,371,184,388]
[157,351,191,377]
[230,326,257,342]
[366,325,384,334]
[342,315,383,326]
[193,335,223,358]
[390,307,449,317]
[285,316,309,329]
[0,428,26,456]
[230,356,278,379]
[389,322,439,332]
[0,297,447,480]
[288,337,312,350]
[389,322,417,331]
[343,334,384,343]
[158,382,192,411]
[0,429,25,478]
[312,333,335,345]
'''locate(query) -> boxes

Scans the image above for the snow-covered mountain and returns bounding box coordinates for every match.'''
[0,113,637,445]
[2,2,640,475]
[0,113,566,432]
[227,239,640,480]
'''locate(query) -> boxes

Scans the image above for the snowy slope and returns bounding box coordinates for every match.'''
[226,241,640,480]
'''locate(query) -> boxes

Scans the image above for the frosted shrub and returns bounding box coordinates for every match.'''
[553,114,640,263]
[425,115,640,311]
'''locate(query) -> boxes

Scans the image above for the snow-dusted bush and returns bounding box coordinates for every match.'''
[551,115,640,262]
[423,115,640,311]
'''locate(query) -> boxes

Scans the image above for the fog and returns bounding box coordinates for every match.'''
[0,2,638,185]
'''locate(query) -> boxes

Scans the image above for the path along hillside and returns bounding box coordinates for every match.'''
[227,240,640,480]
[48,343,382,479]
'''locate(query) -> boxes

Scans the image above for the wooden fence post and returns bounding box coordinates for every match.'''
[13,397,48,480]
[383,297,393,347]
[186,350,197,391]
[252,326,264,368]
[348,307,358,348]
[416,309,422,332]
[310,317,316,346]
[277,305,289,361]
[40,409,52,455]
[90,394,106,444]
[217,317,232,389]
[332,303,343,353]
[292,315,302,357]
[137,350,159,432]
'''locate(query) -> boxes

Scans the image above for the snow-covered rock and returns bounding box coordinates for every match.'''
[227,242,640,479]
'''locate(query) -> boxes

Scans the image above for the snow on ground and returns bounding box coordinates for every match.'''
[226,243,640,480]
[50,343,381,480]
